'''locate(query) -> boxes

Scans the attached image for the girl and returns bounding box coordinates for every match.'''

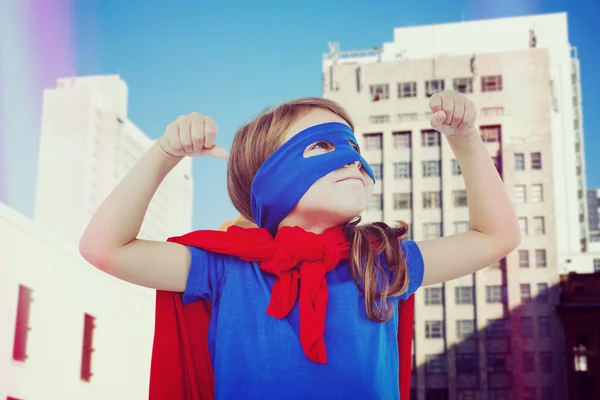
[80,90,520,399]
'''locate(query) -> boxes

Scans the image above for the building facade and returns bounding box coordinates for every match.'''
[558,272,600,400]
[587,189,600,246]
[34,75,193,245]
[1,75,194,399]
[0,204,156,400]
[322,13,580,400]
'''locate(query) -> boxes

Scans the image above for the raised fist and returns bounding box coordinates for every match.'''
[158,113,229,159]
[429,89,477,138]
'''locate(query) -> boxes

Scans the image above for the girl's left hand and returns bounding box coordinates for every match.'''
[429,89,478,138]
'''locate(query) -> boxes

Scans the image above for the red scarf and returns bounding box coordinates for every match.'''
[149,225,414,399]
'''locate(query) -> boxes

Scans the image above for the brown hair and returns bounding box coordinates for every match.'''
[227,97,409,322]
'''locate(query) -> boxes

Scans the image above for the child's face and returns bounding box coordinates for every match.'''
[278,109,374,231]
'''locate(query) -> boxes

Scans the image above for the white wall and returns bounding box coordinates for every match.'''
[35,75,193,246]
[0,203,155,400]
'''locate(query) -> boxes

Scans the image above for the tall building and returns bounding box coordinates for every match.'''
[1,75,194,399]
[0,204,156,399]
[558,272,600,400]
[322,12,580,400]
[587,189,600,245]
[34,75,194,245]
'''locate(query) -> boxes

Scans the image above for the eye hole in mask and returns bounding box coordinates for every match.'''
[348,140,360,154]
[303,140,335,158]
[303,139,362,158]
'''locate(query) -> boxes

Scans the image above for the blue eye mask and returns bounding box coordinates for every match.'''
[250,122,375,234]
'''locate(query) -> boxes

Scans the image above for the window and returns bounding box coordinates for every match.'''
[540,351,553,373]
[481,107,504,116]
[453,190,468,207]
[81,313,96,382]
[398,113,418,122]
[537,317,550,337]
[456,286,474,305]
[481,125,500,142]
[423,191,442,209]
[518,217,528,236]
[595,258,600,273]
[521,317,534,338]
[371,163,383,180]
[454,77,473,93]
[421,130,440,147]
[425,320,444,338]
[426,79,445,97]
[13,285,33,362]
[481,75,503,92]
[398,82,417,98]
[537,283,549,302]
[423,223,442,239]
[535,250,547,268]
[487,318,510,338]
[393,162,411,179]
[425,354,447,374]
[451,159,462,175]
[456,354,478,373]
[367,194,383,211]
[574,344,588,372]
[456,320,475,339]
[515,185,527,203]
[531,184,543,202]
[425,287,444,305]
[370,115,390,124]
[486,286,506,303]
[519,250,530,268]
[370,84,389,100]
[533,217,545,235]
[393,131,411,149]
[393,193,411,210]
[487,353,509,372]
[515,153,525,171]
[523,351,535,372]
[520,284,532,303]
[454,221,470,233]
[531,152,542,169]
[363,133,382,150]
[423,160,441,177]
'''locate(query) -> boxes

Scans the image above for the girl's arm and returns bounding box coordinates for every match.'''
[417,90,521,286]
[79,113,228,291]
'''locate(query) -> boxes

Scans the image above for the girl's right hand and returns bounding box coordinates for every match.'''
[158,112,229,159]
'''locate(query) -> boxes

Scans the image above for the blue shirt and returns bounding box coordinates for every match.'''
[183,240,424,400]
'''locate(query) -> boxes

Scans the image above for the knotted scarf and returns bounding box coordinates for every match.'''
[167,224,349,363]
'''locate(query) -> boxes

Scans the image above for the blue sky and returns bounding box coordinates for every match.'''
[2,0,598,231]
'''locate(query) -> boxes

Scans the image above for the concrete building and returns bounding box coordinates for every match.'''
[34,75,193,246]
[558,272,600,400]
[556,189,600,274]
[1,75,194,399]
[0,204,155,400]
[323,12,581,400]
[587,189,600,246]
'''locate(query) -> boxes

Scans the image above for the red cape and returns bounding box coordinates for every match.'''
[148,233,415,399]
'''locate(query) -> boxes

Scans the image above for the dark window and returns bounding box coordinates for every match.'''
[13,285,33,362]
[81,314,96,382]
